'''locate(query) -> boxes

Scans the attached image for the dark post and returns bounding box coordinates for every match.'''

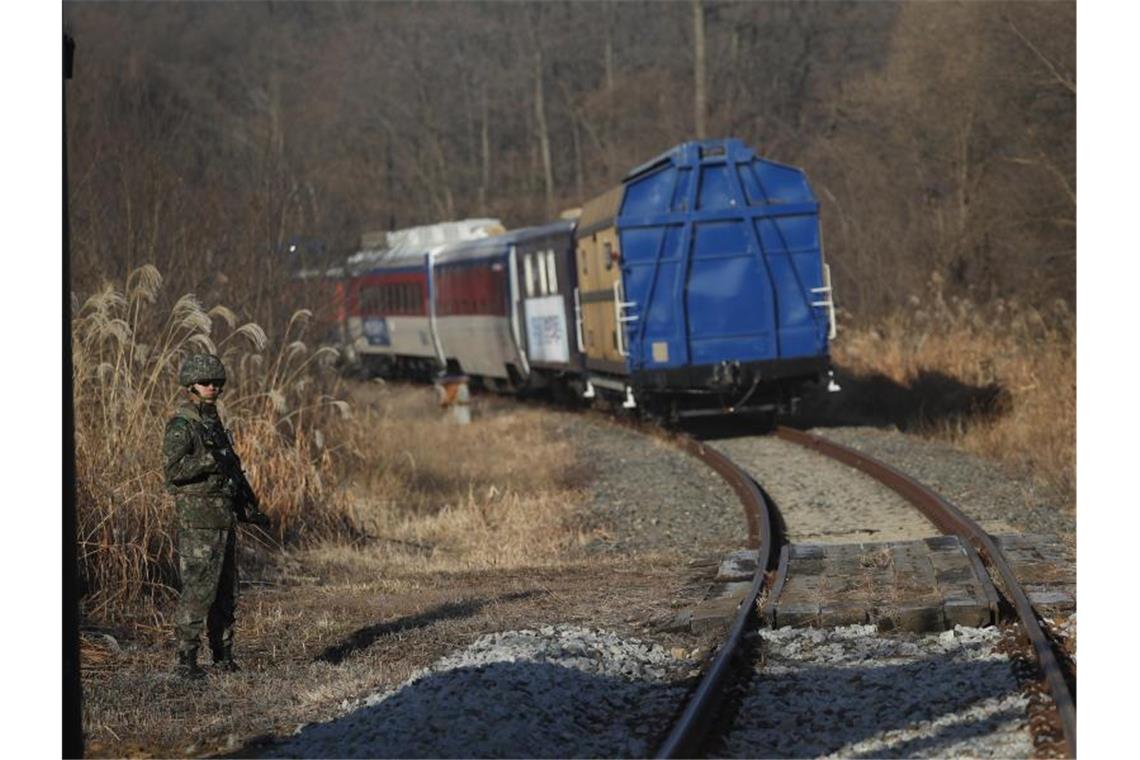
[63,31,84,759]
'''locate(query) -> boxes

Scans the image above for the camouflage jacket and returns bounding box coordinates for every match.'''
[163,401,239,529]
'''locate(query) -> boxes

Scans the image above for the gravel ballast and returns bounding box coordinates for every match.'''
[547,413,746,555]
[269,622,1035,759]
[271,625,696,758]
[809,425,1073,542]
[709,435,937,543]
[722,625,1034,758]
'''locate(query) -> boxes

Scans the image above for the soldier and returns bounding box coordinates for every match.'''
[164,354,270,680]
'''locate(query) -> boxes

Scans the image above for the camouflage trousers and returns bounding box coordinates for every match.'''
[175,527,238,657]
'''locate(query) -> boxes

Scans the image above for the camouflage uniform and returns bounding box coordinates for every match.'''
[164,400,239,664]
[164,354,266,676]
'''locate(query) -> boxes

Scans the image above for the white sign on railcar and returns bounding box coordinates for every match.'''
[363,317,391,346]
[524,296,569,363]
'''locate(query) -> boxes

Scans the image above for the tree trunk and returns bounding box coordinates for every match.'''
[479,83,490,212]
[571,112,584,202]
[604,1,615,93]
[534,49,555,220]
[692,0,707,139]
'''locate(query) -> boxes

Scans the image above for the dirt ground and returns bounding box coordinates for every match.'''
[80,541,722,758]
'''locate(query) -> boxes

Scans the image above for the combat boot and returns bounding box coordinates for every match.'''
[212,645,240,672]
[173,649,206,681]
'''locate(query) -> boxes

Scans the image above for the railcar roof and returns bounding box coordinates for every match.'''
[433,219,574,264]
[348,217,506,274]
[622,137,805,183]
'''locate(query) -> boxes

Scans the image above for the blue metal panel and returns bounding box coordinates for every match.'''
[622,167,677,218]
[615,138,830,371]
[620,224,688,370]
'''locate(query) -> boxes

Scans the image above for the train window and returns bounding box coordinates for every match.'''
[524,254,535,298]
[536,253,548,296]
[545,250,558,293]
[361,287,381,313]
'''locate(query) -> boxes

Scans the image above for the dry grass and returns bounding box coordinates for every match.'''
[320,382,591,573]
[832,273,1075,508]
[73,265,354,623]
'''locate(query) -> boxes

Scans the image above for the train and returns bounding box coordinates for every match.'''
[300,138,838,421]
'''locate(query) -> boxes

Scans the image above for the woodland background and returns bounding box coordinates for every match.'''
[64,0,1075,324]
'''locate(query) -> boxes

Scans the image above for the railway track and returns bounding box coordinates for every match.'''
[655,424,1075,758]
[232,400,1073,758]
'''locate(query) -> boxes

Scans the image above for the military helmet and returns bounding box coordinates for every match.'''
[179,354,227,386]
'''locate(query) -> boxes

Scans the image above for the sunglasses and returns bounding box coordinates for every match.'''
[197,380,226,388]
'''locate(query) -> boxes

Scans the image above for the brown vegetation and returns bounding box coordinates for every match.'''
[72,266,353,622]
[72,268,595,624]
[332,381,593,572]
[832,278,1076,507]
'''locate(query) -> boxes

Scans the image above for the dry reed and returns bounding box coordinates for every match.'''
[73,266,354,622]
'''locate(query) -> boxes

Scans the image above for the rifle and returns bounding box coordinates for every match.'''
[215,432,271,529]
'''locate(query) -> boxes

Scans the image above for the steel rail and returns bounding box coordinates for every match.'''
[653,434,775,759]
[775,425,1076,758]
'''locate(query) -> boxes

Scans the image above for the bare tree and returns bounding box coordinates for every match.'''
[63,0,1074,320]
[693,0,707,138]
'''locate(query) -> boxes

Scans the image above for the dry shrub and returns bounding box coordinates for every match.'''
[835,272,1075,507]
[73,265,354,622]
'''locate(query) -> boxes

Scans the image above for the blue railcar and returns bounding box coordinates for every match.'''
[576,138,836,418]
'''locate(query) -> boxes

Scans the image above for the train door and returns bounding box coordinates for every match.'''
[575,185,629,373]
[514,225,578,370]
